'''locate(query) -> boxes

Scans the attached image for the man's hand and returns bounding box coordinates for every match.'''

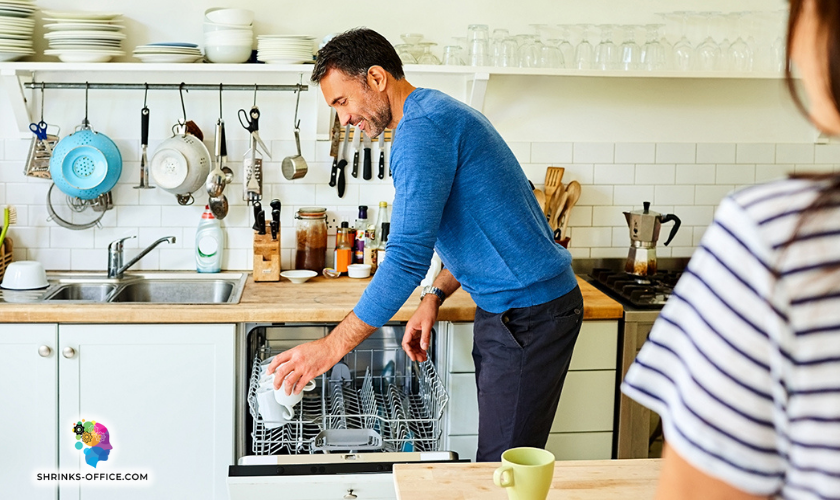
[403,297,439,362]
[267,311,377,395]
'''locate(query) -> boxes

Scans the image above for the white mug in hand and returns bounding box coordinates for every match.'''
[273,379,316,420]
[256,386,292,428]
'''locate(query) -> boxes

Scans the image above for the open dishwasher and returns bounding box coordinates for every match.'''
[228,324,459,500]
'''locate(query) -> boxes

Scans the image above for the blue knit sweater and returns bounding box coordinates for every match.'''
[354,88,577,328]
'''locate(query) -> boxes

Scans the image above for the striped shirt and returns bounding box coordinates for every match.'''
[622,178,840,499]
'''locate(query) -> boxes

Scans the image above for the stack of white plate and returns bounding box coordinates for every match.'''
[204,8,253,64]
[257,35,315,64]
[42,10,125,63]
[133,43,202,63]
[0,0,36,62]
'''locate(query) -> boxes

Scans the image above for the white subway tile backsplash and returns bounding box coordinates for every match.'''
[594,164,635,185]
[675,164,715,184]
[615,143,655,164]
[530,142,573,163]
[574,143,614,163]
[123,247,160,271]
[655,185,695,205]
[776,144,814,164]
[635,164,675,185]
[814,144,840,164]
[571,227,612,247]
[693,226,708,246]
[737,144,775,163]
[670,247,697,258]
[1,137,820,269]
[613,185,654,205]
[715,164,755,184]
[656,143,695,164]
[695,185,734,205]
[696,143,736,164]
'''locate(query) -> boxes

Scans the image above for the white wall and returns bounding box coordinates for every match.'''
[1,0,832,272]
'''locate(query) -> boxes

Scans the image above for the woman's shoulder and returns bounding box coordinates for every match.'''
[728,177,830,221]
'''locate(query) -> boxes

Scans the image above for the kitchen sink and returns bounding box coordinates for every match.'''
[44,283,117,302]
[2,272,249,304]
[110,280,235,304]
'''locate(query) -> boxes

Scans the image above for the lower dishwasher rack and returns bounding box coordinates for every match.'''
[248,344,449,455]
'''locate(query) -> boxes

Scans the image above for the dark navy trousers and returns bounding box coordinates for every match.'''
[471,286,584,462]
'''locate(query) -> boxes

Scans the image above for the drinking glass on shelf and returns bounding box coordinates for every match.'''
[394,44,417,64]
[619,25,643,71]
[517,34,541,68]
[492,28,510,66]
[495,37,518,67]
[467,24,490,66]
[641,24,668,71]
[541,39,565,69]
[667,12,694,71]
[555,24,576,67]
[417,42,440,65]
[694,12,721,71]
[725,12,752,72]
[442,45,465,66]
[574,24,595,70]
[595,24,619,71]
[400,33,423,46]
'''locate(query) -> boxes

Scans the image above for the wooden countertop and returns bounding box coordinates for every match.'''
[393,459,661,500]
[0,275,622,324]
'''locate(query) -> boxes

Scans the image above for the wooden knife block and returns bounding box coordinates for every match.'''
[253,230,280,282]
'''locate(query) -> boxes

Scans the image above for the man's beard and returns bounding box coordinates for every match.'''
[362,88,392,137]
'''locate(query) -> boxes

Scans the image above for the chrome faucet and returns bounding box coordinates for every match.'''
[107,235,176,279]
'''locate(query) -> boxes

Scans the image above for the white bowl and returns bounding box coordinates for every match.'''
[1,261,48,290]
[205,8,254,26]
[203,21,252,33]
[205,44,252,63]
[280,270,317,284]
[347,264,371,279]
[205,30,253,41]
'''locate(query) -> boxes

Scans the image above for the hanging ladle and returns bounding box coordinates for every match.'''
[281,80,308,180]
[208,84,229,219]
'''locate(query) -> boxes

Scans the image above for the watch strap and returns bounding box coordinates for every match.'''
[421,286,446,304]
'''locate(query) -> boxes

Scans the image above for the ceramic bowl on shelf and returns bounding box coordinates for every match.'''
[280,270,317,284]
[204,8,254,26]
[205,44,251,64]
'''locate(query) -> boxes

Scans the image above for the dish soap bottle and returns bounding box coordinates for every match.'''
[196,205,225,273]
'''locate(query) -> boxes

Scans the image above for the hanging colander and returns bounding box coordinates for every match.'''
[49,120,122,200]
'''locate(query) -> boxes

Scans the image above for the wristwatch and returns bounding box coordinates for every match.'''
[420,286,446,304]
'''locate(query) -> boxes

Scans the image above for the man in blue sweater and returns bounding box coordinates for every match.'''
[267,28,583,461]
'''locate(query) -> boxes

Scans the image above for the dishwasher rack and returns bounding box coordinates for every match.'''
[248,345,448,455]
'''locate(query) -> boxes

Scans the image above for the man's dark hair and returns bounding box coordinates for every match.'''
[311,28,404,84]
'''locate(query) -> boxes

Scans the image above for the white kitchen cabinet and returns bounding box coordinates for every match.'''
[440,320,619,461]
[0,323,235,500]
[57,324,235,500]
[0,323,58,500]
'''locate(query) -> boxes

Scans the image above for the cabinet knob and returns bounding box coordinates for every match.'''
[62,347,76,359]
[344,490,357,499]
[38,345,52,357]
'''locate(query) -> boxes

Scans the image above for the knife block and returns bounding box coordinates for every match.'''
[253,230,280,282]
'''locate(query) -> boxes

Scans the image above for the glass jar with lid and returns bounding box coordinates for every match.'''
[295,207,327,272]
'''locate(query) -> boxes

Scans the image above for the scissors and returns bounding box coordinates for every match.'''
[238,106,271,159]
[29,120,53,154]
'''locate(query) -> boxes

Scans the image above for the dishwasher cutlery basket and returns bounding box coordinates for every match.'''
[248,345,448,455]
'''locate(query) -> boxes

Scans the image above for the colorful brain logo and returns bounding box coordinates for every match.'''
[72,419,112,468]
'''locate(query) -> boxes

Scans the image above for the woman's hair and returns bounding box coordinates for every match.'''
[783,0,840,244]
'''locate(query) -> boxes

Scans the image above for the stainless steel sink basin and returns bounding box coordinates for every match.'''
[44,283,117,302]
[110,280,235,304]
[10,272,249,304]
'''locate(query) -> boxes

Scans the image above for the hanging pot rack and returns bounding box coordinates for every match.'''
[23,81,307,92]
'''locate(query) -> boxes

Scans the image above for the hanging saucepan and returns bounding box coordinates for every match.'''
[49,119,122,200]
[150,121,212,205]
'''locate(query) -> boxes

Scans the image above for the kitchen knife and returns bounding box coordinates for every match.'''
[328,114,341,187]
[257,210,266,235]
[270,198,281,214]
[252,201,262,232]
[377,133,385,180]
[336,125,350,198]
[362,132,372,180]
[270,219,279,240]
[351,124,361,178]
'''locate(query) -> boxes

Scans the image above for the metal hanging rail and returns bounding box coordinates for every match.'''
[23,82,307,92]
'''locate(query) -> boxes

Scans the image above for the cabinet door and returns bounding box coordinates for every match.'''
[0,324,58,500]
[58,324,235,500]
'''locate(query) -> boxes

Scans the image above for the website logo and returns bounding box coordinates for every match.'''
[72,419,112,468]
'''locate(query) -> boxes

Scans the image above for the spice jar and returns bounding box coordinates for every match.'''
[295,207,327,272]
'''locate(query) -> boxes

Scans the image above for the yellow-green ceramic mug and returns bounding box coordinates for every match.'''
[493,447,555,500]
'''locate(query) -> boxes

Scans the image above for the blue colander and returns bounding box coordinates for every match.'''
[49,123,122,200]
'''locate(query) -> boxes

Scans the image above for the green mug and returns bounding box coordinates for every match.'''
[493,447,556,500]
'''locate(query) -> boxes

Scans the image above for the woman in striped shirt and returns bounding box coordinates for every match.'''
[622,1,840,499]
